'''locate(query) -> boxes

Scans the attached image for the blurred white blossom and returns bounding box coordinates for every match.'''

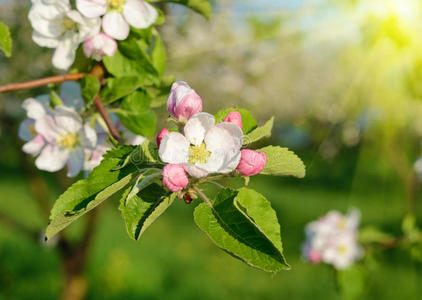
[302,210,362,269]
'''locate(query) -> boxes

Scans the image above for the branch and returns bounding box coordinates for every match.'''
[93,94,122,143]
[0,73,84,93]
[193,186,213,207]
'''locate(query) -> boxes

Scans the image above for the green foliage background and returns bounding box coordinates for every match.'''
[1,0,422,299]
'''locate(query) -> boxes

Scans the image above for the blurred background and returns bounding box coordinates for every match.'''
[1,0,422,299]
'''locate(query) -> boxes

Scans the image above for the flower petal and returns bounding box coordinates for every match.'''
[22,135,45,156]
[122,0,158,29]
[35,115,62,142]
[32,30,60,48]
[60,82,84,111]
[22,97,49,119]
[29,1,69,38]
[80,124,98,148]
[182,163,209,178]
[54,106,83,133]
[159,132,189,164]
[184,112,215,146]
[35,144,69,172]
[205,122,243,153]
[76,0,107,18]
[52,34,78,70]
[67,148,84,177]
[102,11,130,40]
[18,119,36,141]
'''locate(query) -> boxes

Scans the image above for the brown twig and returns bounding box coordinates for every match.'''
[0,73,84,93]
[94,94,122,142]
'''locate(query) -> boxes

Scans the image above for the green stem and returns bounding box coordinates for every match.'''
[193,186,213,207]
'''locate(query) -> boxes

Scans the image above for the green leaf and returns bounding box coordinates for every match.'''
[0,21,12,57]
[243,117,274,146]
[100,76,146,105]
[151,33,166,76]
[257,145,306,178]
[116,90,157,137]
[116,109,157,137]
[152,0,212,19]
[70,46,94,73]
[45,146,137,240]
[118,38,158,76]
[120,183,176,240]
[194,187,289,273]
[122,90,152,113]
[80,74,100,104]
[147,75,175,108]
[129,140,160,167]
[103,49,158,84]
[214,108,258,134]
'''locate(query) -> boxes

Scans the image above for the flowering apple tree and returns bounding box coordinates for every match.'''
[0,0,308,275]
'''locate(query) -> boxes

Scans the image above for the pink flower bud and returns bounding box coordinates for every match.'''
[167,81,202,121]
[236,149,267,176]
[83,33,117,61]
[308,250,321,264]
[224,111,242,129]
[156,128,170,148]
[162,164,189,192]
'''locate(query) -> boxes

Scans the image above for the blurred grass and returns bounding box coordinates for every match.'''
[0,165,420,299]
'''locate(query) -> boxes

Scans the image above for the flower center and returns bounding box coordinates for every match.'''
[61,17,78,32]
[189,143,210,164]
[56,132,80,150]
[108,0,125,12]
[337,245,348,254]
[29,125,37,137]
[337,218,347,230]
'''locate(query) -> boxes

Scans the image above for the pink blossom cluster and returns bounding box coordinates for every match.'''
[302,210,362,270]
[158,81,267,192]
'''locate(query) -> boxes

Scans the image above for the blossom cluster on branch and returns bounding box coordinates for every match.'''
[29,0,157,69]
[302,210,363,269]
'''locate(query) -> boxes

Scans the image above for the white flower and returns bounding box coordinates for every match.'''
[29,0,101,69]
[83,32,117,60]
[303,210,362,270]
[159,112,243,178]
[18,96,51,156]
[76,0,158,40]
[35,106,97,177]
[321,233,362,270]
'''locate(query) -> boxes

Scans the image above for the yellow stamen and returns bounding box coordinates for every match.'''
[189,143,210,164]
[29,125,37,137]
[337,245,348,254]
[108,0,125,11]
[56,132,80,150]
[61,17,78,31]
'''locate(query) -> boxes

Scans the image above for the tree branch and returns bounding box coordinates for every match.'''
[94,94,122,142]
[0,73,84,93]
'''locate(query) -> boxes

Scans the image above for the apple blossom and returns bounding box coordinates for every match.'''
[224,111,242,129]
[167,81,203,121]
[162,164,189,192]
[83,33,117,61]
[29,0,101,69]
[76,0,158,40]
[34,106,97,177]
[302,210,362,270]
[236,149,267,176]
[156,128,170,148]
[159,112,243,178]
[18,96,51,156]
